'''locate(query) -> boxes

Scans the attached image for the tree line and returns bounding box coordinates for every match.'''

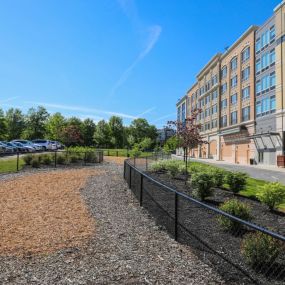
[0,106,158,149]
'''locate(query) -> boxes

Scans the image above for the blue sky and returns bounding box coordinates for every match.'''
[0,0,281,127]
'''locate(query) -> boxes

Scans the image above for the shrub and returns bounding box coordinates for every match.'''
[85,152,97,163]
[241,232,283,268]
[41,154,52,165]
[226,172,247,194]
[257,182,285,211]
[56,154,67,165]
[218,199,251,232]
[31,157,40,168]
[150,160,166,172]
[208,168,227,188]
[131,144,141,158]
[23,154,33,165]
[69,154,79,163]
[191,172,214,200]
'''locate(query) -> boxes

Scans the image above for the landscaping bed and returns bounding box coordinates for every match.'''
[147,171,285,235]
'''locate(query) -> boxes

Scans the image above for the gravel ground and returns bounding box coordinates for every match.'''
[0,162,225,284]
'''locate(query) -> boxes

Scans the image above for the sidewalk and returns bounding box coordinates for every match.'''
[172,154,285,184]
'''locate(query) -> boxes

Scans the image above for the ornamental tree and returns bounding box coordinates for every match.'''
[168,108,207,176]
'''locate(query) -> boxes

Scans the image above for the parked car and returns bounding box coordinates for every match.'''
[0,142,15,153]
[12,142,35,152]
[12,140,39,151]
[50,141,64,149]
[3,141,23,152]
[32,139,56,150]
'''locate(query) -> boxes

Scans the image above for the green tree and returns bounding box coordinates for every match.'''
[163,136,180,153]
[139,137,152,151]
[5,108,25,140]
[93,120,111,147]
[0,108,7,140]
[23,106,50,140]
[109,116,124,148]
[82,118,96,146]
[129,118,157,144]
[46,112,66,141]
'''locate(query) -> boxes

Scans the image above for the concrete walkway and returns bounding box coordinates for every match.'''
[173,155,285,184]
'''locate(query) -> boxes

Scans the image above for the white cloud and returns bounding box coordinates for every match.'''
[136,106,156,117]
[0,96,20,104]
[151,112,176,123]
[24,101,137,119]
[110,1,162,96]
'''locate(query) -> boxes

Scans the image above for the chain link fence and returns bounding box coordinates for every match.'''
[124,155,285,285]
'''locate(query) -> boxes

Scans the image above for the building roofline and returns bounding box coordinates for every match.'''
[196,53,222,79]
[221,25,258,60]
[186,82,198,94]
[176,94,188,106]
[256,14,275,33]
[274,0,285,12]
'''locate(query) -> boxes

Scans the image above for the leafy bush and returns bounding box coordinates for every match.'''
[257,182,285,211]
[31,157,40,168]
[69,154,79,163]
[40,154,52,165]
[23,154,33,165]
[226,172,247,193]
[166,162,180,178]
[191,172,214,200]
[218,199,251,231]
[208,168,227,188]
[85,152,97,163]
[241,232,283,268]
[56,154,67,165]
[150,160,167,172]
[131,144,142,158]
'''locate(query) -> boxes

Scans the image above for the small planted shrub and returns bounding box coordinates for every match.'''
[226,172,247,194]
[208,168,227,188]
[241,232,283,268]
[41,154,52,165]
[150,160,166,172]
[85,152,97,163]
[23,154,33,165]
[31,157,40,168]
[257,182,285,211]
[166,162,180,178]
[191,172,214,201]
[56,154,67,165]
[218,199,251,232]
[69,154,79,163]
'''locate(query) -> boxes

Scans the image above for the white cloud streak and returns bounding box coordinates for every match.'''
[151,112,176,123]
[136,106,156,117]
[110,1,162,96]
[24,101,137,119]
[0,96,20,104]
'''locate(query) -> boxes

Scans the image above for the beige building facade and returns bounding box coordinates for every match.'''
[176,1,285,166]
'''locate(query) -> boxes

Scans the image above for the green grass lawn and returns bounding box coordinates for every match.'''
[0,158,24,173]
[189,161,285,211]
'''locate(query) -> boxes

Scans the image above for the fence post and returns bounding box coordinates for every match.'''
[124,160,126,179]
[134,157,136,167]
[129,165,132,188]
[174,192,178,241]
[108,150,110,156]
[140,174,143,206]
[54,151,57,168]
[16,152,19,172]
[146,156,148,171]
[84,152,87,165]
[116,150,118,157]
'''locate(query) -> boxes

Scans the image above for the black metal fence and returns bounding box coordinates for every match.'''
[0,150,104,174]
[124,156,285,285]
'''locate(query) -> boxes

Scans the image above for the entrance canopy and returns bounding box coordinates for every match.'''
[249,132,282,151]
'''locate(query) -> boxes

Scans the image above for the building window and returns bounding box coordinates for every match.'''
[221,99,227,109]
[242,106,250,122]
[221,83,227,94]
[270,49,275,64]
[177,106,181,122]
[270,26,275,41]
[212,104,217,114]
[221,115,227,127]
[256,38,261,53]
[270,72,276,87]
[259,50,276,72]
[205,108,210,117]
[230,111,238,125]
[231,93,238,105]
[242,47,250,62]
[261,30,270,49]
[257,72,276,95]
[212,90,218,100]
[242,67,250,81]
[221,66,227,78]
[205,95,211,105]
[256,59,261,73]
[256,101,262,117]
[212,75,218,86]
[270,95,276,112]
[181,103,186,121]
[231,75,238,88]
[212,119,217,128]
[242,87,250,101]
[230,57,238,71]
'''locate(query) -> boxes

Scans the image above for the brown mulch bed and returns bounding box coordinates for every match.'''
[104,156,126,165]
[0,169,102,256]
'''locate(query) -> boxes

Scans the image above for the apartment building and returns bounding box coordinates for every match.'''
[176,1,285,166]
